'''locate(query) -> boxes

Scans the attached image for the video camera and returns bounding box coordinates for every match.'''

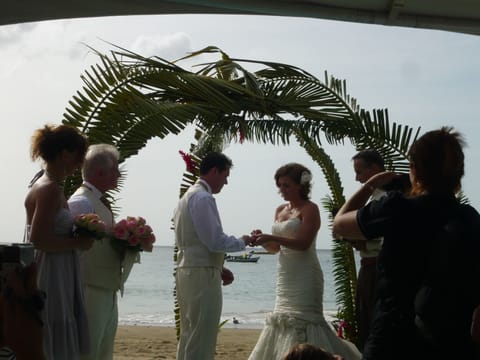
[380,173,412,193]
[0,242,45,344]
[0,243,35,291]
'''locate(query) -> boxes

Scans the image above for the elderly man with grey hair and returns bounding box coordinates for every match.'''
[68,144,124,360]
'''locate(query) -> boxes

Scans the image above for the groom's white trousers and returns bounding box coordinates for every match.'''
[176,267,222,360]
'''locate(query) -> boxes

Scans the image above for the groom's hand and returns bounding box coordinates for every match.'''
[241,235,255,247]
[252,233,273,246]
[248,230,262,246]
[221,267,234,286]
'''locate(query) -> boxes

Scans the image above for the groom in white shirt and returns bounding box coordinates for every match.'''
[173,152,252,360]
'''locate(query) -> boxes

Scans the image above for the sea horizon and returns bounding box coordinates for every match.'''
[117,246,352,329]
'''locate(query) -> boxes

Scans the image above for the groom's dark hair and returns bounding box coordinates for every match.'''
[199,152,233,175]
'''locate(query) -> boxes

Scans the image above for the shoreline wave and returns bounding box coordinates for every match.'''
[119,310,339,329]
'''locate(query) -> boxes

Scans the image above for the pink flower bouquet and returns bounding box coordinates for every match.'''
[74,213,107,240]
[112,216,155,252]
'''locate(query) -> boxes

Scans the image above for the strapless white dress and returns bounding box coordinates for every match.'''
[248,218,361,360]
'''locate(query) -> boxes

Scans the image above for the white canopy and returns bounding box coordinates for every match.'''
[3,0,480,36]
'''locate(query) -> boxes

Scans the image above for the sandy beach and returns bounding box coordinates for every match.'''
[114,325,261,359]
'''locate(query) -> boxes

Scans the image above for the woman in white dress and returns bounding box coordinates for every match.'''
[25,124,94,359]
[249,163,361,360]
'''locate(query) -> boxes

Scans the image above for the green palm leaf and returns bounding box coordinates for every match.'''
[296,131,357,341]
[349,109,421,172]
[61,44,427,345]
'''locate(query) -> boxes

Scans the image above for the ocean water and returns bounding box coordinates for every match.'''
[118,246,350,329]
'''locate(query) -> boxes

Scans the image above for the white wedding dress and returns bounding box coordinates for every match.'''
[248,218,361,360]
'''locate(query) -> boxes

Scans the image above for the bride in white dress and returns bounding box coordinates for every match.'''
[249,163,361,360]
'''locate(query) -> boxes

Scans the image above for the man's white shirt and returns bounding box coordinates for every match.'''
[360,188,386,258]
[188,179,245,253]
[68,181,101,215]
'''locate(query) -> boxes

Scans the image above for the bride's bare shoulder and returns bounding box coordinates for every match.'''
[300,201,320,220]
[305,201,319,211]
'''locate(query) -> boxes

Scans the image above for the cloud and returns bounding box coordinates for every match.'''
[0,22,38,47]
[130,32,191,61]
[0,20,91,62]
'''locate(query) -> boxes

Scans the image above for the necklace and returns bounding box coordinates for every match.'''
[287,200,307,214]
[286,204,298,214]
[44,169,63,185]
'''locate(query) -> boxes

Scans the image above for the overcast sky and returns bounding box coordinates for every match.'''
[1,14,479,249]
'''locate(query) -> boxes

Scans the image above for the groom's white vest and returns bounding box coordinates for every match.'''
[174,182,224,270]
[72,186,122,291]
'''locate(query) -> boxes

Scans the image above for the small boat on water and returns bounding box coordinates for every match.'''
[250,250,272,255]
[225,253,260,263]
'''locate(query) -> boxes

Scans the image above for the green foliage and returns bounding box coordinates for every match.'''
[62,44,424,343]
[218,319,229,330]
[296,132,358,341]
[349,109,421,172]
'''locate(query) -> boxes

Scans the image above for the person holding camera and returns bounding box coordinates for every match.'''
[68,144,122,360]
[334,128,480,359]
[25,124,94,359]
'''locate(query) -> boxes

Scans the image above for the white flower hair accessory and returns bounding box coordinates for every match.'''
[300,171,312,185]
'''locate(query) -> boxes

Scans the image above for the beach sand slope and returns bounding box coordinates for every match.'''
[114,326,260,360]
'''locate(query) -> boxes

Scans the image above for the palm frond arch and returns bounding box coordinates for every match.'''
[62,45,421,343]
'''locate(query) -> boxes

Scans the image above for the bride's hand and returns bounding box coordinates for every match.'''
[250,229,262,236]
[241,235,255,246]
[253,234,273,246]
[247,230,263,246]
[255,234,280,254]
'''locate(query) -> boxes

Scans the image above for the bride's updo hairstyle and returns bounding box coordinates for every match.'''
[408,126,465,196]
[275,163,312,200]
[31,124,88,163]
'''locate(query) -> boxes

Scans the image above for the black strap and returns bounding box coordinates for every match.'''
[27,169,44,188]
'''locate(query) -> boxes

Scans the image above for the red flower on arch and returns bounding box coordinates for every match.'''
[179,150,196,173]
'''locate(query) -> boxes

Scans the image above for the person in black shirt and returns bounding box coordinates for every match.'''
[333,127,480,360]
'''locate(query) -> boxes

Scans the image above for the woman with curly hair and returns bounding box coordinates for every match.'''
[25,124,94,359]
